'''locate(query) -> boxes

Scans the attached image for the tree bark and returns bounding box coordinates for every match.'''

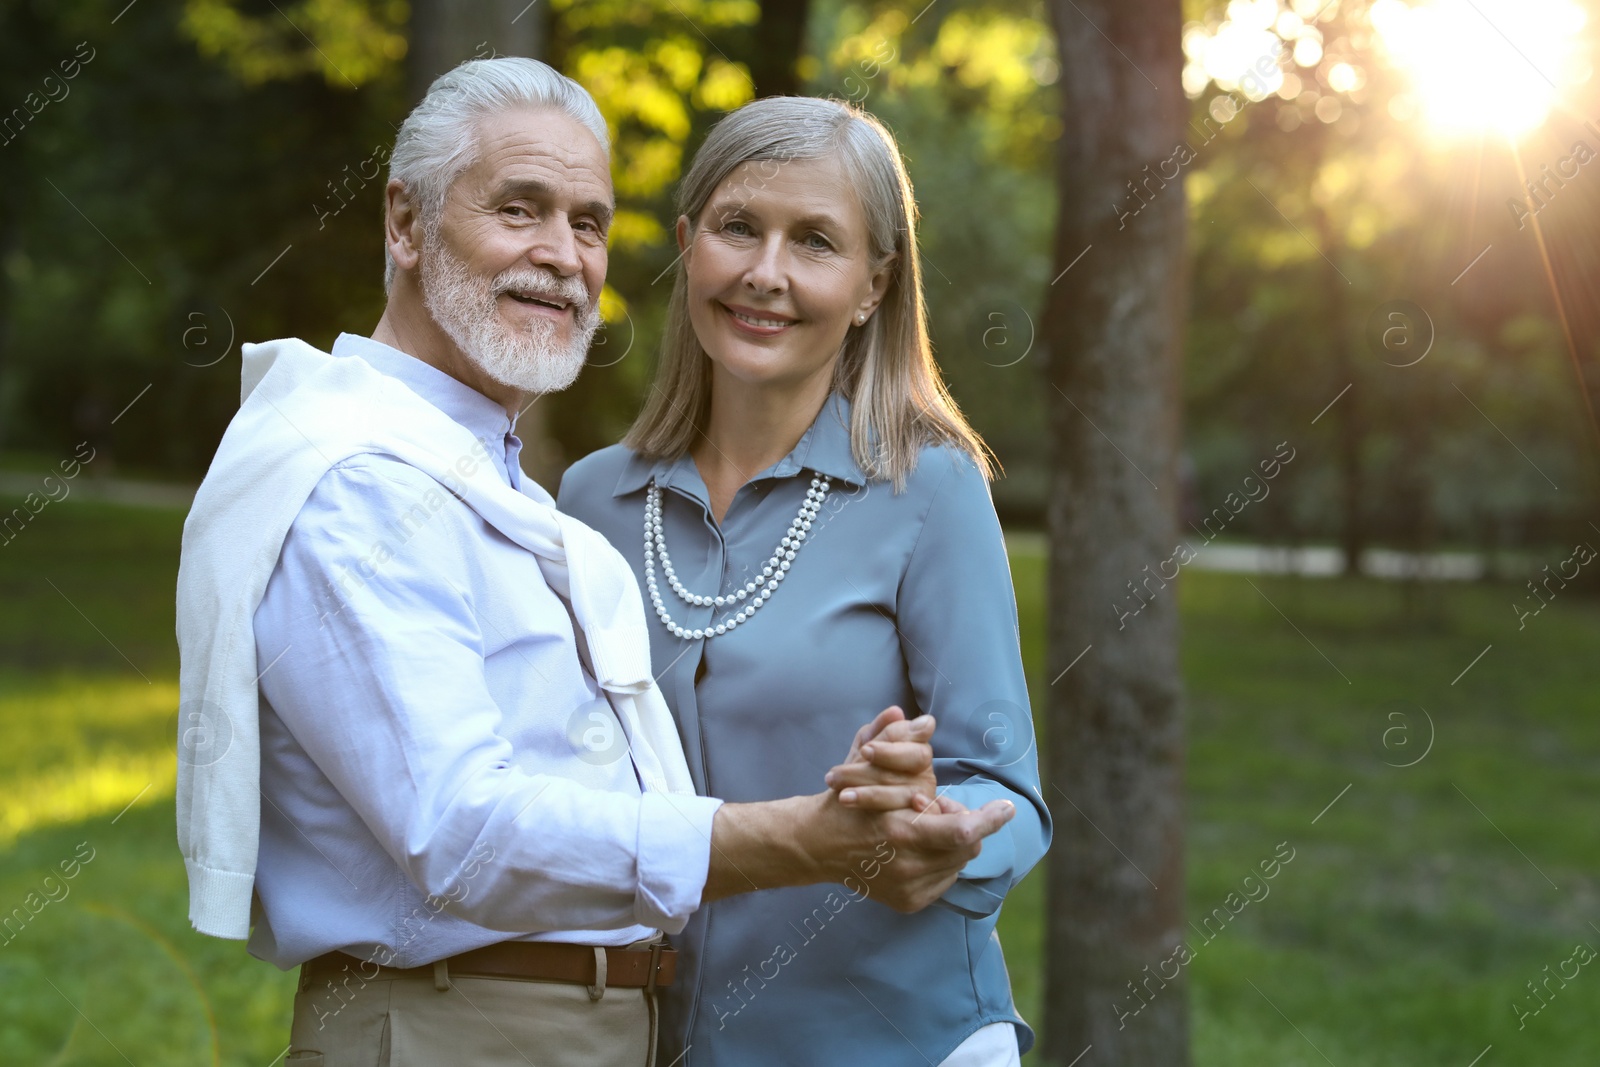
[1521,171,1600,525]
[1040,1,1189,1064]
[407,0,546,102]
[1313,197,1364,576]
[0,0,47,449]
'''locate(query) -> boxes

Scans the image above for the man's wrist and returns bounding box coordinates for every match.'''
[704,793,829,902]
[782,791,832,885]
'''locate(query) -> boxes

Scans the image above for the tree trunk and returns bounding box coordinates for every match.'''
[407,0,546,102]
[1040,1,1189,1064]
[0,162,21,450]
[750,0,812,98]
[407,0,563,489]
[0,0,47,450]
[1520,165,1600,529]
[1314,199,1364,576]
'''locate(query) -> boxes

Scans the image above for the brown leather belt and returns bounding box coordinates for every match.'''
[306,940,675,990]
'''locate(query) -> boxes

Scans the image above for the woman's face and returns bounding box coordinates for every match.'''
[677,155,892,395]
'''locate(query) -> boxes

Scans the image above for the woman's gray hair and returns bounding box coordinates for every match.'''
[384,57,610,291]
[624,96,993,489]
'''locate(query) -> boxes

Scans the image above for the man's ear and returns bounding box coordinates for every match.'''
[385,179,424,273]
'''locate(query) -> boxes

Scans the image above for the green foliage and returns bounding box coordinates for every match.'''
[1178,0,1598,548]
[181,0,408,87]
[0,0,1590,538]
[0,0,406,478]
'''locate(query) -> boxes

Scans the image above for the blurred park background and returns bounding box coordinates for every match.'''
[2,0,1599,1064]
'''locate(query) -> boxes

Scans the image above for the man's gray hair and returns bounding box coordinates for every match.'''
[384,57,610,291]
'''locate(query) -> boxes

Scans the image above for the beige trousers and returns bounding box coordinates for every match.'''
[286,955,655,1067]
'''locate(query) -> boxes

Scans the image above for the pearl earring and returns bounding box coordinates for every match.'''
[856,314,866,325]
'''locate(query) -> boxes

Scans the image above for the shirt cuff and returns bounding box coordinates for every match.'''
[634,792,724,932]
[934,779,1020,920]
[935,875,1009,919]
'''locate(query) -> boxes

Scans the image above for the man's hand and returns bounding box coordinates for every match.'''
[824,705,938,813]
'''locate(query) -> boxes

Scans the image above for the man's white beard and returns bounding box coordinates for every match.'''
[420,233,600,395]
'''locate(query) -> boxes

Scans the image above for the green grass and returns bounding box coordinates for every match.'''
[1004,549,1600,1065]
[2,497,1597,1065]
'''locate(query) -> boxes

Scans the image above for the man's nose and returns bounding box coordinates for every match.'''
[525,216,583,277]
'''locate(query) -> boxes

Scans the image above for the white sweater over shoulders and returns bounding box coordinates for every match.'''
[175,337,695,940]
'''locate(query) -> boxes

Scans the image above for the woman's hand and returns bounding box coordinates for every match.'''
[804,788,1014,913]
[824,705,939,813]
[707,707,1010,911]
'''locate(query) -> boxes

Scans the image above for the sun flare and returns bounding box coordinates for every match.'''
[1371,0,1588,140]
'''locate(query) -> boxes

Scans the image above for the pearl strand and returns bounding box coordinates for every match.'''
[643,475,830,641]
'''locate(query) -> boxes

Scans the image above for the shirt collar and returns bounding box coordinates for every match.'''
[332,332,516,443]
[611,391,869,498]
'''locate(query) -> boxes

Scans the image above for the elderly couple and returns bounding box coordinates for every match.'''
[176,57,1048,1067]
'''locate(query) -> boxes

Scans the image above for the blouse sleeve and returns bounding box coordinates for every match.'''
[896,450,1052,919]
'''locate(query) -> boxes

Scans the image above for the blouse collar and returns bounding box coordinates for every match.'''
[611,391,869,498]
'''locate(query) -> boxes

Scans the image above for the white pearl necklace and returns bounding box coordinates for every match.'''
[643,474,830,640]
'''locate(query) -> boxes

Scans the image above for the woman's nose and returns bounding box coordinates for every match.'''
[743,234,788,293]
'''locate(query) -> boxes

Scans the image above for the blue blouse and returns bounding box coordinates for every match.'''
[558,393,1050,1066]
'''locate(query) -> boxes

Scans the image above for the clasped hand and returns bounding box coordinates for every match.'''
[815,706,1014,913]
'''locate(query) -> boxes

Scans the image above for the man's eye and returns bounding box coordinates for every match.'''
[503,205,530,218]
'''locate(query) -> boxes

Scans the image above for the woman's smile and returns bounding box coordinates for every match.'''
[721,301,799,336]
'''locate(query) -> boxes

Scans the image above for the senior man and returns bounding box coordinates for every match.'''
[175,57,1013,1067]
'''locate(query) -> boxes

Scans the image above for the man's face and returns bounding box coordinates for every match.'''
[420,106,612,395]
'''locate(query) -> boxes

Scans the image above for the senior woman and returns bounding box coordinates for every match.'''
[558,97,1049,1067]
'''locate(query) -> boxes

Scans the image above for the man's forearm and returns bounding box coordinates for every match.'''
[702,794,827,903]
[697,769,1016,913]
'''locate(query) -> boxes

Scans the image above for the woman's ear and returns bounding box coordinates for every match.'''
[385,179,423,273]
[857,254,896,323]
[675,214,692,256]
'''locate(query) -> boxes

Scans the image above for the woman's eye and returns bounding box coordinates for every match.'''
[724,220,753,236]
[803,233,832,250]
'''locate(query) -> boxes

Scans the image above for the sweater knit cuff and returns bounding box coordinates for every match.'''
[185,860,255,940]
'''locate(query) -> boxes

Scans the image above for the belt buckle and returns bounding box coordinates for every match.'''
[645,941,664,994]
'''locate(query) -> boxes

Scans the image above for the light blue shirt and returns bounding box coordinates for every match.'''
[248,333,721,970]
[560,394,1051,1066]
